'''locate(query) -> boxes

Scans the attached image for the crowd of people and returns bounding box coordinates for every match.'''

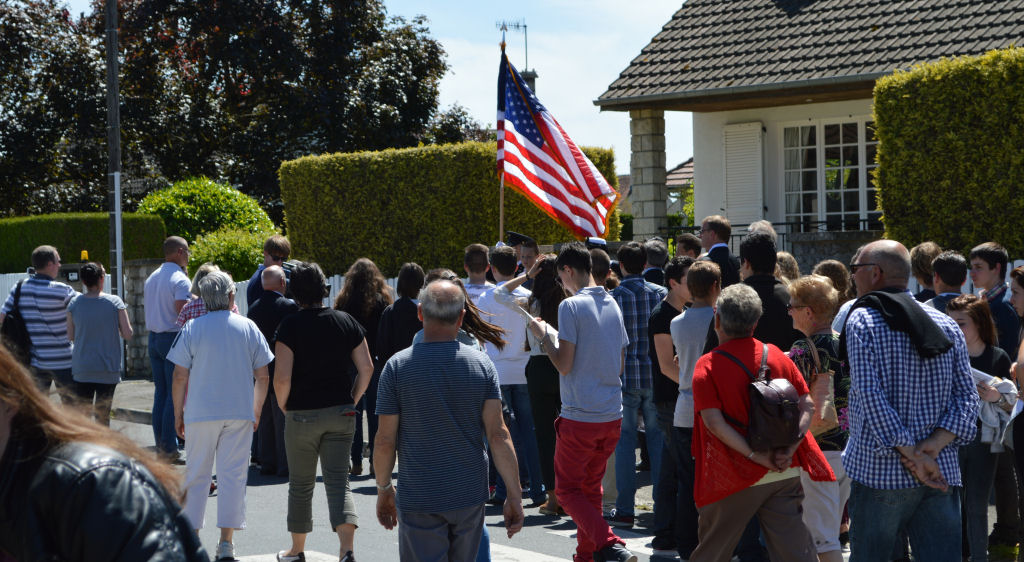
[2,217,1024,562]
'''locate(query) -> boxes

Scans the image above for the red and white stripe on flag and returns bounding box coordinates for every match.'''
[496,58,617,239]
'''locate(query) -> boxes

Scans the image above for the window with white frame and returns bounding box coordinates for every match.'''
[782,118,881,232]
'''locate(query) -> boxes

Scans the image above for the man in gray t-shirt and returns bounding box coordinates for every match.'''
[528,243,635,562]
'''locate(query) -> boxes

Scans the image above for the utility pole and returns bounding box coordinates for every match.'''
[496,19,538,91]
[105,0,123,298]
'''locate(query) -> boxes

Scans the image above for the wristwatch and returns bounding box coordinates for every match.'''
[377,481,394,492]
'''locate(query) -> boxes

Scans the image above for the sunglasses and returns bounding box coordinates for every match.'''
[849,262,878,273]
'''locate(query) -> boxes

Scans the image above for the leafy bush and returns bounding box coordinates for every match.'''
[279,141,620,276]
[0,213,165,272]
[188,226,277,282]
[874,47,1024,255]
[137,177,275,243]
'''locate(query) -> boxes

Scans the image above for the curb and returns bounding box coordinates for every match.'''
[112,407,152,425]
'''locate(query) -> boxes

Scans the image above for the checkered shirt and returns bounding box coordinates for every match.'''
[175,298,239,328]
[841,302,978,489]
[611,275,667,390]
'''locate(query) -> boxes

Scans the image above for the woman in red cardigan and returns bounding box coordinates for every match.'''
[690,283,833,561]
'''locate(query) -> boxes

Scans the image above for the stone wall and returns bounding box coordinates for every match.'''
[629,109,667,239]
[124,258,164,378]
[789,230,882,275]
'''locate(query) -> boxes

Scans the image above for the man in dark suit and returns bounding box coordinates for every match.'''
[246,265,299,476]
[642,237,668,287]
[698,215,740,288]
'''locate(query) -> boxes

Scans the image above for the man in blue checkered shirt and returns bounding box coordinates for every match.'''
[841,240,977,561]
[608,241,667,528]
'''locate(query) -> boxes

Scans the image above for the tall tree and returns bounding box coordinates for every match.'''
[88,0,449,217]
[0,0,107,216]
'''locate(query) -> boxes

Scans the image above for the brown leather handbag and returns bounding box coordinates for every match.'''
[804,339,839,436]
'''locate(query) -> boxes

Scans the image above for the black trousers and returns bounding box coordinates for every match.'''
[526,355,560,492]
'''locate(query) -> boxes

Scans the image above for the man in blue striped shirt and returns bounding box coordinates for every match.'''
[841,240,977,561]
[374,279,524,561]
[1,245,77,398]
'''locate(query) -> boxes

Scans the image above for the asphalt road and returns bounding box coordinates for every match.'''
[112,420,664,562]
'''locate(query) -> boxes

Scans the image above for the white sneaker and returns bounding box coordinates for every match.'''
[216,541,235,561]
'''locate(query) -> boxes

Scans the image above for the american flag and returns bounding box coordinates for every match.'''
[497,52,617,239]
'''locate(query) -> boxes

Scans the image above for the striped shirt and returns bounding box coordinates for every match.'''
[611,275,666,390]
[376,340,501,513]
[2,274,77,369]
[841,302,977,489]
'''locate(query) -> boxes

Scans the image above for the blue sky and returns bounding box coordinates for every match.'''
[66,0,693,175]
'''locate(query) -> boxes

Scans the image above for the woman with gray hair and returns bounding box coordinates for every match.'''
[168,270,274,560]
[687,284,833,561]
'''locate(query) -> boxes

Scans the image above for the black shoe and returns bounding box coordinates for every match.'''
[276,551,304,562]
[340,551,355,562]
[594,543,637,562]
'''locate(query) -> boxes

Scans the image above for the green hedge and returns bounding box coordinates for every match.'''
[138,177,276,244]
[279,141,620,276]
[874,47,1024,255]
[0,213,166,271]
[189,226,277,282]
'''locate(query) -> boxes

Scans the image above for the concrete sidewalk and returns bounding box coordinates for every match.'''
[110,379,157,424]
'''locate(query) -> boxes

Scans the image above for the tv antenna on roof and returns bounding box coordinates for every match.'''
[496,19,538,91]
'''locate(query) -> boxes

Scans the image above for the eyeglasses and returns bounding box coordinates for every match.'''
[787,303,810,312]
[849,262,878,273]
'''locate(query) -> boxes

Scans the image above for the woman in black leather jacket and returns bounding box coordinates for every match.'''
[0,345,208,561]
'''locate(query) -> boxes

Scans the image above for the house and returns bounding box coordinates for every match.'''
[666,158,693,216]
[596,0,1024,264]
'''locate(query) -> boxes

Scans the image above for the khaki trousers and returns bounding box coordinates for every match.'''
[690,476,816,562]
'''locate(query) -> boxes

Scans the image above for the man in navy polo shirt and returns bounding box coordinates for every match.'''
[374,280,524,561]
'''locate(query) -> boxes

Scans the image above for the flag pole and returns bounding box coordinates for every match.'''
[499,29,507,244]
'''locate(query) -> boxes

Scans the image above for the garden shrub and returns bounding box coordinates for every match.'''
[189,226,277,282]
[874,47,1024,255]
[279,141,620,276]
[137,177,275,243]
[0,213,165,272]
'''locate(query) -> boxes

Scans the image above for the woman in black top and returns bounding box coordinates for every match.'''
[275,262,374,562]
[376,263,425,367]
[333,258,394,475]
[947,294,1014,562]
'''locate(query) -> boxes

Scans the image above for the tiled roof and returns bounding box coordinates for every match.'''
[666,158,694,189]
[597,0,1024,108]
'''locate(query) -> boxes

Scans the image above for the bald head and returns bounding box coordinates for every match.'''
[420,280,466,325]
[860,240,911,292]
[261,265,287,292]
[163,236,187,257]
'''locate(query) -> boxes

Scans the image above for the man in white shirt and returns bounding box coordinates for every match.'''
[476,246,547,506]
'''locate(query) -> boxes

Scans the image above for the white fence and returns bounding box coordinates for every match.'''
[2,273,396,317]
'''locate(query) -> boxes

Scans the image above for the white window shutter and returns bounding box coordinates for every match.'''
[722,122,764,225]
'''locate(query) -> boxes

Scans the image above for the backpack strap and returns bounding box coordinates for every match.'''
[12,280,23,309]
[757,343,769,381]
[709,347,763,430]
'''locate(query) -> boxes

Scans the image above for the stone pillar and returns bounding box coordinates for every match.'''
[629,109,667,240]
[124,258,163,379]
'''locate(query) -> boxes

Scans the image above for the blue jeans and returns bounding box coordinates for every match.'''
[148,331,179,454]
[959,432,998,562]
[849,480,962,562]
[494,384,546,503]
[615,387,664,515]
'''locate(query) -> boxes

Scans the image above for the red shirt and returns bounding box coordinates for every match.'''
[691,337,833,507]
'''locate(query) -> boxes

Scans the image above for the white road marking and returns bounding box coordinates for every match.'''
[546,528,655,556]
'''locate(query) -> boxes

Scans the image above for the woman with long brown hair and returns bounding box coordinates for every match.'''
[0,345,207,560]
[333,258,394,475]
